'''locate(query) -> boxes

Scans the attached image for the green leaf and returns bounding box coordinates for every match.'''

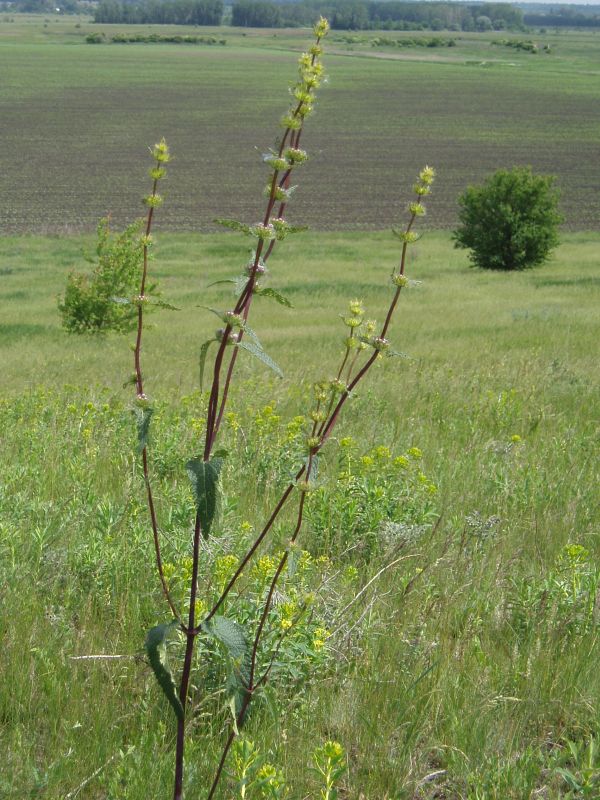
[203,615,247,660]
[199,338,216,392]
[283,224,308,235]
[212,448,230,460]
[202,615,251,719]
[287,546,299,578]
[186,457,223,537]
[307,454,319,483]
[146,297,181,311]
[206,278,237,288]
[214,218,252,235]
[254,286,293,308]
[145,621,184,722]
[135,406,153,453]
[237,341,283,379]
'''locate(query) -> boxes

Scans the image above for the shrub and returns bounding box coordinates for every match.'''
[59,217,152,333]
[452,166,562,271]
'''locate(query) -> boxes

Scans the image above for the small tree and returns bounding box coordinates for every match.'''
[452,166,562,271]
[59,216,157,333]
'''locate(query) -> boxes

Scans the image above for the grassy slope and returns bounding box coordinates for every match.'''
[1,18,600,232]
[1,229,599,797]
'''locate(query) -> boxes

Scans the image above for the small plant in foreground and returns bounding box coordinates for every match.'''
[452,166,562,271]
[109,19,436,799]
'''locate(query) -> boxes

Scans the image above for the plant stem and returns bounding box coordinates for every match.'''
[173,513,202,800]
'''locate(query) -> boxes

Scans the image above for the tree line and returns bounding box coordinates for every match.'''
[93,0,223,25]
[89,0,524,30]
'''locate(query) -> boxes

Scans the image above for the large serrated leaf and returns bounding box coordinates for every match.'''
[202,615,251,720]
[237,341,283,379]
[134,406,154,453]
[214,218,252,235]
[186,457,223,537]
[145,621,184,722]
[254,287,293,308]
[202,615,247,660]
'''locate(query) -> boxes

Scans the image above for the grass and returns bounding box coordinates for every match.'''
[1,227,599,797]
[1,16,600,233]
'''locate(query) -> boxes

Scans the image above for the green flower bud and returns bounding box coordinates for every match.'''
[314,16,330,38]
[263,153,289,171]
[348,298,364,316]
[250,223,276,241]
[419,165,436,185]
[392,274,409,287]
[280,114,302,131]
[306,436,320,450]
[152,138,170,163]
[330,379,346,394]
[413,183,430,196]
[293,87,312,103]
[149,166,166,180]
[270,217,291,240]
[394,230,420,244]
[285,147,308,165]
[143,193,163,208]
[343,316,362,328]
[408,202,426,216]
[371,336,390,352]
[224,311,244,328]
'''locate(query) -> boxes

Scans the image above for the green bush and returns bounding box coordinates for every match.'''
[452,166,562,271]
[59,217,150,333]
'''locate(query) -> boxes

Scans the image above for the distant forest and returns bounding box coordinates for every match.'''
[91,0,526,30]
[2,0,600,30]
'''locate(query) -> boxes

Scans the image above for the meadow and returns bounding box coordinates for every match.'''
[1,13,600,800]
[1,224,600,797]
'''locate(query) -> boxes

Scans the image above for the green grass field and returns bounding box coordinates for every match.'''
[1,224,599,797]
[1,14,600,800]
[1,15,600,233]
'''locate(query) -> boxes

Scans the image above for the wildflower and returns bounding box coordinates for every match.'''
[408,447,422,459]
[373,445,391,460]
[510,434,522,443]
[321,741,344,760]
[313,626,330,650]
[214,554,239,588]
[392,274,409,287]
